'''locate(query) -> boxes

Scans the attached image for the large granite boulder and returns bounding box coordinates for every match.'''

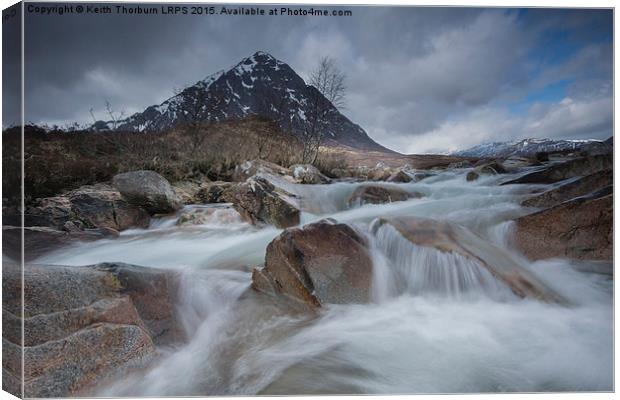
[348,185,421,207]
[2,262,182,397]
[171,180,203,205]
[231,176,300,229]
[503,154,612,185]
[515,190,612,261]
[252,219,374,308]
[112,170,182,214]
[289,164,331,184]
[371,217,566,303]
[521,169,612,208]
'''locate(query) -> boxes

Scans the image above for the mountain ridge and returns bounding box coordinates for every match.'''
[95,51,392,153]
[453,137,612,158]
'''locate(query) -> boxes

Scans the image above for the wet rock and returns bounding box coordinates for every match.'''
[372,217,565,303]
[252,219,373,308]
[289,164,331,184]
[232,176,300,228]
[502,154,612,185]
[172,181,203,205]
[522,169,612,208]
[195,181,237,204]
[68,185,150,231]
[2,262,182,397]
[476,161,507,175]
[24,196,73,228]
[232,159,290,182]
[176,206,243,226]
[386,170,413,183]
[24,185,150,232]
[348,185,420,206]
[515,191,612,261]
[3,226,119,261]
[112,170,182,214]
[466,171,479,181]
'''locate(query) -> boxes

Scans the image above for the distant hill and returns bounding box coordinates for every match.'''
[453,138,612,158]
[94,51,390,153]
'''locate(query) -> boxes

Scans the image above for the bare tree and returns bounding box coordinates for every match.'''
[105,100,126,130]
[301,56,346,164]
[174,85,224,156]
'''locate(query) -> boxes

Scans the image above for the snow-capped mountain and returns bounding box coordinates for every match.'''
[95,51,389,152]
[453,138,612,158]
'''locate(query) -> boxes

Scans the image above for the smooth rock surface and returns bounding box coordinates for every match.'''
[113,170,182,214]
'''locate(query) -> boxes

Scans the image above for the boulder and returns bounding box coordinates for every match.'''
[371,217,565,303]
[515,190,612,261]
[232,159,290,182]
[502,154,612,185]
[386,170,413,183]
[289,164,331,184]
[466,171,479,182]
[24,185,150,232]
[522,169,612,208]
[252,219,374,308]
[348,185,421,206]
[112,170,182,214]
[68,186,150,231]
[195,181,237,204]
[2,262,182,397]
[231,176,300,229]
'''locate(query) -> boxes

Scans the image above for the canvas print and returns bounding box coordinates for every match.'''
[2,2,614,397]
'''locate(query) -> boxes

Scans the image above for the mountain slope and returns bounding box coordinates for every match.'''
[98,51,390,152]
[453,138,612,158]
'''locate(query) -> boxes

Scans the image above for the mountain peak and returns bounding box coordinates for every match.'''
[98,51,389,152]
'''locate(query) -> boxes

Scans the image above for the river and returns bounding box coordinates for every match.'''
[34,167,613,395]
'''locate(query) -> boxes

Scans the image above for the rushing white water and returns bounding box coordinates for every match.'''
[33,167,613,394]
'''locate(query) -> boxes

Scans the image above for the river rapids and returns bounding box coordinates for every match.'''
[34,167,613,395]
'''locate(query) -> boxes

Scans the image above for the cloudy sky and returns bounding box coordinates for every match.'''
[15,3,613,153]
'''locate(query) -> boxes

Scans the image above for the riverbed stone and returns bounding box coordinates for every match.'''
[112,170,182,214]
[231,176,300,228]
[252,219,374,308]
[515,190,612,261]
[195,181,237,204]
[348,185,420,206]
[289,164,331,184]
[232,159,290,182]
[2,262,183,397]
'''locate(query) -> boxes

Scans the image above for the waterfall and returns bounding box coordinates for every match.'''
[28,167,612,395]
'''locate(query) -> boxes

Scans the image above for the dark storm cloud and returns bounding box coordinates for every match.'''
[16,3,613,153]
